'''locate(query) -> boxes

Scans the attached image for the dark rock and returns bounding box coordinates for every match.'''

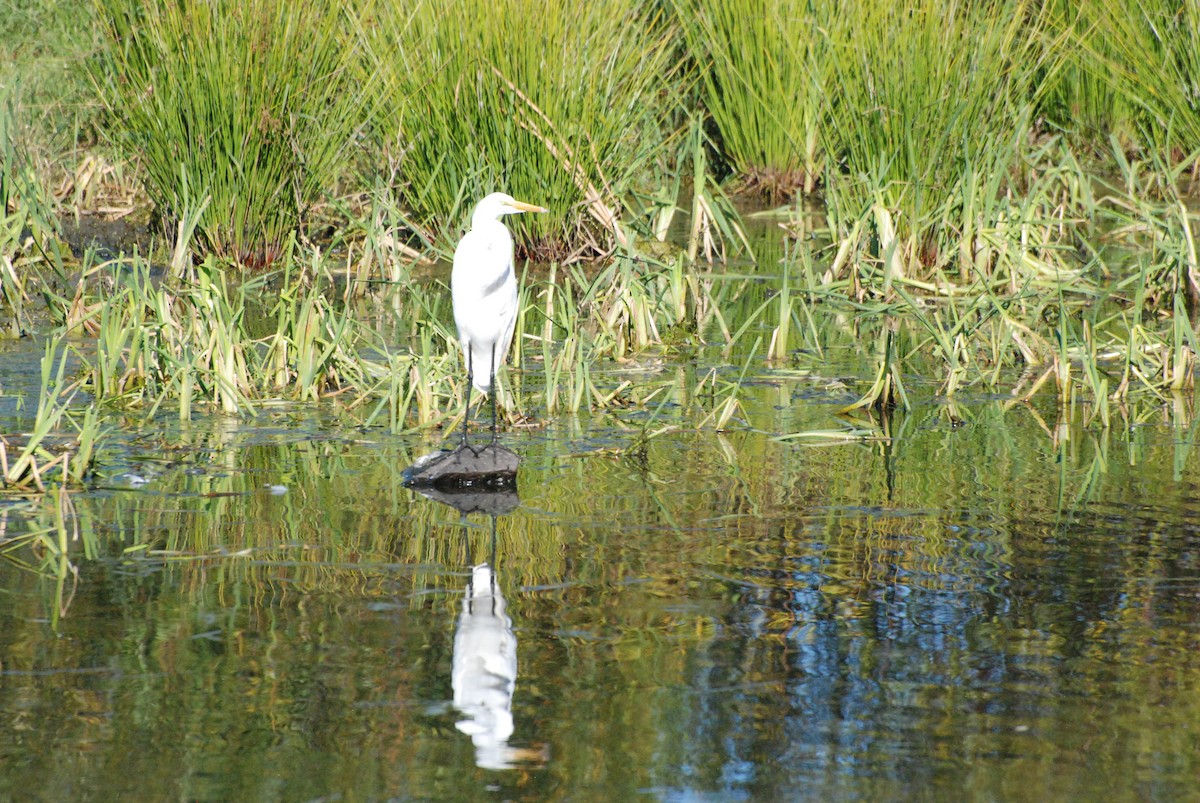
[403,443,519,492]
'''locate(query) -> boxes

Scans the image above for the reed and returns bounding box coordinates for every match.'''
[1,338,100,491]
[1040,0,1140,148]
[1067,0,1200,158]
[50,242,746,429]
[681,118,754,262]
[0,81,62,337]
[361,0,676,259]
[91,0,369,267]
[1,0,104,209]
[675,0,830,198]
[819,0,1050,273]
[8,0,1200,436]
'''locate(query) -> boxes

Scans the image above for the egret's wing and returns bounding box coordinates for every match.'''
[495,279,519,377]
[451,229,491,341]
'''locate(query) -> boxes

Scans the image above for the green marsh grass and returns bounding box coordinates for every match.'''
[675,0,830,198]
[46,240,768,433]
[1,338,100,491]
[681,119,754,262]
[91,0,369,267]
[362,0,676,259]
[64,249,416,420]
[1,81,64,337]
[1041,0,1141,148]
[1068,0,1200,159]
[6,0,1200,439]
[820,0,1050,273]
[0,0,104,205]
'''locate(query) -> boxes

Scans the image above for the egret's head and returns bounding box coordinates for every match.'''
[473,192,547,225]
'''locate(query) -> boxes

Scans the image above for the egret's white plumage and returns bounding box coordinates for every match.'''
[451,192,546,441]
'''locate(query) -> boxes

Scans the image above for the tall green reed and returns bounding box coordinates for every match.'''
[1,81,61,336]
[675,0,830,198]
[1068,0,1200,159]
[1040,0,1141,149]
[1,337,100,490]
[91,0,369,267]
[820,0,1050,273]
[361,0,676,259]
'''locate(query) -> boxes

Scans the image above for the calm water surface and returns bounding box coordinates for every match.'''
[1,333,1200,801]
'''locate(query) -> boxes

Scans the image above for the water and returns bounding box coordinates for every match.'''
[2,333,1200,801]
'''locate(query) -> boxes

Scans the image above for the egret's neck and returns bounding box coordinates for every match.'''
[472,207,513,231]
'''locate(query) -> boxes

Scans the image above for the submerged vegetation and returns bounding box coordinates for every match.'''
[0,0,1199,487]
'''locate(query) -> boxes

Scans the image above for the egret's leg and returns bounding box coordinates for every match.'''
[461,348,473,447]
[489,342,499,443]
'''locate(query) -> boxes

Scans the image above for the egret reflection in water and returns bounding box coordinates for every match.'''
[414,483,543,770]
[452,560,520,770]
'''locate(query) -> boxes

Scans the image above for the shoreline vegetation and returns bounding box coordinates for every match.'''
[3,0,1200,487]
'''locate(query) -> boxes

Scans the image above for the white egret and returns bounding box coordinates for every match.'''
[451,192,547,445]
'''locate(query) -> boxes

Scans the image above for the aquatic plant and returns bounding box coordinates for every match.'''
[674,0,830,198]
[0,82,63,338]
[1066,0,1200,159]
[1,339,100,491]
[50,236,760,433]
[90,0,369,267]
[360,0,676,259]
[3,0,1199,439]
[0,0,104,195]
[64,248,390,418]
[1039,0,1141,149]
[819,0,1051,273]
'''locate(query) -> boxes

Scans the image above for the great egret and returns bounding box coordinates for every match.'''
[451,192,547,445]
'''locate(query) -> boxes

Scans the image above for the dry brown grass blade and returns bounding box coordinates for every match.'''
[2,254,31,305]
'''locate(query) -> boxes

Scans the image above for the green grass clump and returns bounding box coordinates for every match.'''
[362,0,676,259]
[2,81,64,337]
[1,338,99,491]
[63,249,423,420]
[1068,0,1200,158]
[1040,0,1141,149]
[91,0,369,268]
[674,0,829,198]
[0,0,103,184]
[1,76,59,239]
[819,0,1048,272]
